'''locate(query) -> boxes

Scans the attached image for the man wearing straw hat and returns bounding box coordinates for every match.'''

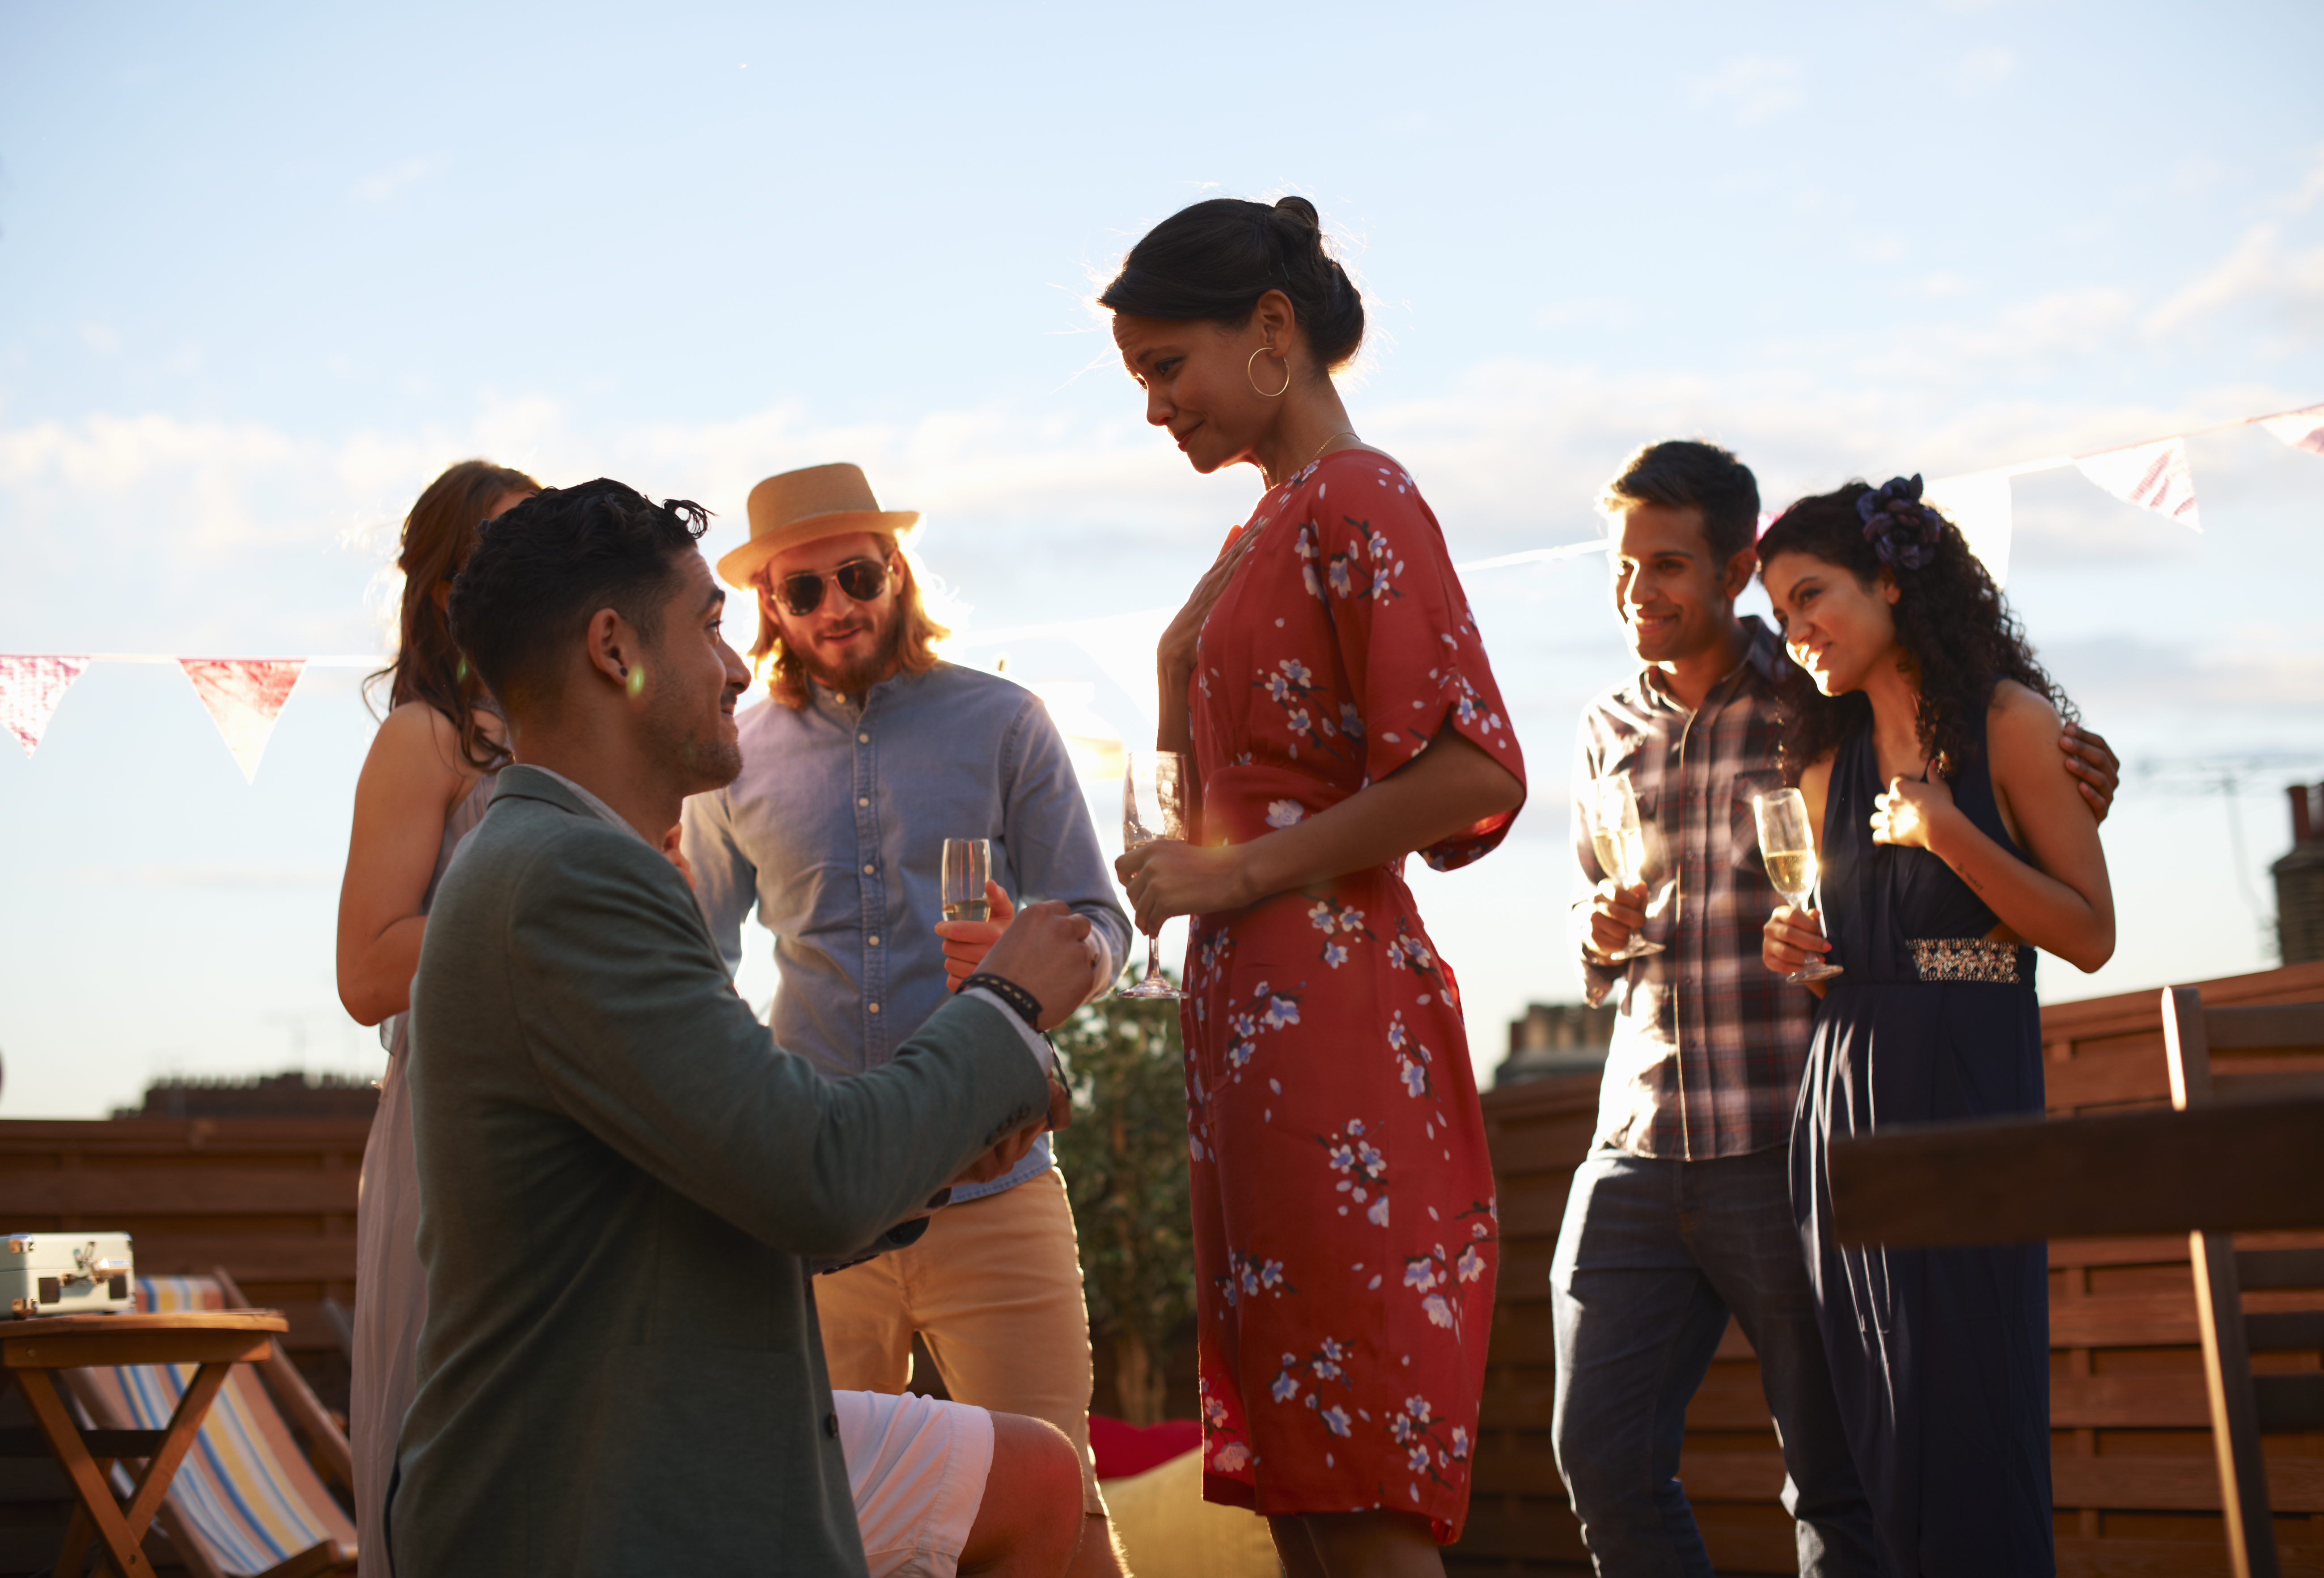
[683,462,1135,1577]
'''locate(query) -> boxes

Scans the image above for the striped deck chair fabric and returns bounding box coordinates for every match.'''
[65,1275,356,1578]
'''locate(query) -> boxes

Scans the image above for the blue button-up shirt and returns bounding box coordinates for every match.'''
[682,661,1133,1199]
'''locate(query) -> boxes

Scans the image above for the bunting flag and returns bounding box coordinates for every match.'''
[1922,475,2015,586]
[0,655,91,757]
[2074,436,2203,531]
[2259,403,2324,456]
[179,658,306,782]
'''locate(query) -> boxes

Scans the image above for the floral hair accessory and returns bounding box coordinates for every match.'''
[1858,474,1943,571]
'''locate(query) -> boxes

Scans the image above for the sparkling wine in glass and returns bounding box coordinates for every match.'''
[1118,751,1188,1000]
[1590,771,1664,960]
[1753,789,1843,984]
[942,838,991,924]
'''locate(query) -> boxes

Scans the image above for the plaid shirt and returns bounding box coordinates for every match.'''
[1568,616,1817,1158]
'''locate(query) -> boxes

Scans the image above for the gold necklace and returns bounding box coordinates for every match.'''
[1271,429,1358,488]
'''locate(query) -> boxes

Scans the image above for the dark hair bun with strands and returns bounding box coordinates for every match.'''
[1100,195,1365,373]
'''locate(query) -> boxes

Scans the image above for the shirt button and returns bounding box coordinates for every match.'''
[863,864,874,875]
[858,797,869,807]
[825,1412,839,1438]
[868,1003,881,1015]
[858,733,870,744]
[868,935,880,946]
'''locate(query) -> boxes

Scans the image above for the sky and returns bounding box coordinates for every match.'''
[3,0,2321,1116]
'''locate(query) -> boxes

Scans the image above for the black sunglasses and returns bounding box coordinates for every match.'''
[773,556,892,617]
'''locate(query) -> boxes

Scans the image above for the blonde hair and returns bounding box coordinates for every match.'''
[750,543,951,709]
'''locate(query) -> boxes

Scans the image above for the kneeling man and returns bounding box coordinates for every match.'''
[392,478,1089,1577]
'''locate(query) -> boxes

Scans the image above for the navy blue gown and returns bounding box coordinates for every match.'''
[1791,718,2053,1576]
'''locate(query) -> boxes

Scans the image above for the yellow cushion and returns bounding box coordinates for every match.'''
[1101,1450,1279,1578]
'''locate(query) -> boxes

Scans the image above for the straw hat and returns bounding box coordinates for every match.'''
[715,463,921,590]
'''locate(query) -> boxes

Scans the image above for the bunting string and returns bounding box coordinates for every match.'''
[4,399,2315,777]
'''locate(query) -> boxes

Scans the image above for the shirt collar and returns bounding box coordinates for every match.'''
[521,766,652,845]
[1632,615,1781,714]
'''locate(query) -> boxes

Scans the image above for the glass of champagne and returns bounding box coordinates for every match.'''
[1118,751,1188,1000]
[1753,789,1843,984]
[942,838,991,924]
[1589,771,1664,960]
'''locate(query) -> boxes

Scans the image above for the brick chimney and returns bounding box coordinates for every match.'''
[2275,782,2324,965]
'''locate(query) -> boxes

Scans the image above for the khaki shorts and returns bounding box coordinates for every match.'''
[817,1166,1107,1515]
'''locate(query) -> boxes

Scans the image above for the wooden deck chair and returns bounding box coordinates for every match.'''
[58,1274,356,1578]
[2161,986,2324,1578]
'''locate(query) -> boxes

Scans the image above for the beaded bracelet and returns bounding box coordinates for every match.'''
[961,973,1044,1031]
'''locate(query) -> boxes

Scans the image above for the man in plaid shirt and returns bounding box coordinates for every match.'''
[1551,441,2115,1574]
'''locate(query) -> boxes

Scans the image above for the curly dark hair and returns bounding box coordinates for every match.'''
[447,479,710,719]
[1755,479,2075,781]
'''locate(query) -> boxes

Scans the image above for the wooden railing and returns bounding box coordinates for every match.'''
[1449,958,2324,1577]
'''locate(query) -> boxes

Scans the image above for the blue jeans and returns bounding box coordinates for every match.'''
[1549,1146,1875,1577]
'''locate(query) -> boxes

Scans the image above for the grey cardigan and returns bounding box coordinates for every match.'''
[390,767,1049,1575]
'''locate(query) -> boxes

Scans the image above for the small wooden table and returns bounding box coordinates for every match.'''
[0,1310,286,1578]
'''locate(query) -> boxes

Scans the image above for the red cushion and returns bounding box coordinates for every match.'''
[1087,1413,1202,1480]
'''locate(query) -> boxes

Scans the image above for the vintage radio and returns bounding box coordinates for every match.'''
[2,1232,135,1319]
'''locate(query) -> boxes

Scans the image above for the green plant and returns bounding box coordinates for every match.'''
[1052,984,1194,1425]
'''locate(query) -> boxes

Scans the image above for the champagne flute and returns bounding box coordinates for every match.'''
[942,838,991,924]
[1589,771,1664,959]
[1118,751,1188,1000]
[1753,789,1843,984]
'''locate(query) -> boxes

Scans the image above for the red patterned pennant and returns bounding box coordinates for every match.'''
[0,655,91,757]
[2259,403,2324,457]
[2075,437,2202,531]
[179,658,306,782]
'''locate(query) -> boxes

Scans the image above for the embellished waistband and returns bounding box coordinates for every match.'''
[1910,937,2024,984]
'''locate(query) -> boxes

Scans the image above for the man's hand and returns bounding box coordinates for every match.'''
[938,880,1015,991]
[1584,880,1648,963]
[978,900,1095,1032]
[2060,722,2121,824]
[950,1076,1073,1186]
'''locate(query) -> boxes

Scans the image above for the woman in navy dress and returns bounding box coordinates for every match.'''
[1756,478,2115,1575]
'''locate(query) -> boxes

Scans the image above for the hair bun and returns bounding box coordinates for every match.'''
[1271,195,1322,233]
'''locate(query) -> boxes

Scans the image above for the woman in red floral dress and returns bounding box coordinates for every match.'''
[1106,197,1528,1578]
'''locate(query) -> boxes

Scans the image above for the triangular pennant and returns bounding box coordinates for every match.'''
[179,658,306,782]
[2258,403,2324,456]
[2074,437,2202,531]
[0,655,92,757]
[1923,475,2015,587]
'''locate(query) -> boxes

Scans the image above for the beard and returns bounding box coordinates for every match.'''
[639,666,744,793]
[798,601,908,696]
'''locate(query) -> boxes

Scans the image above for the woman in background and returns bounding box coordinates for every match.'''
[1758,478,2113,1574]
[335,459,534,1561]
[1107,196,1526,1578]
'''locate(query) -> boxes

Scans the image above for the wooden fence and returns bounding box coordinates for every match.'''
[1449,957,2324,1576]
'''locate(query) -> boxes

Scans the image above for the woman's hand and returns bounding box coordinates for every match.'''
[1116,840,1254,932]
[1157,530,1258,683]
[660,824,695,890]
[1871,774,1957,850]
[1762,904,1833,976]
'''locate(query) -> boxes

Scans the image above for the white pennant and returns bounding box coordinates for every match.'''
[0,655,91,757]
[2258,403,2324,456]
[180,658,306,781]
[2075,437,2202,531]
[1922,475,2015,587]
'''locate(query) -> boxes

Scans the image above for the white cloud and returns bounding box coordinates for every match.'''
[355,157,439,205]
[1939,46,2018,97]
[2142,221,2324,342]
[1691,57,1802,128]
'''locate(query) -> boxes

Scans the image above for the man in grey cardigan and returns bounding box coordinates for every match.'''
[394,479,1093,1576]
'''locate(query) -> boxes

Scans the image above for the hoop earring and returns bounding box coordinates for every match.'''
[1246,344,1291,399]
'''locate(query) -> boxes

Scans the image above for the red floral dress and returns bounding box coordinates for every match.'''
[1179,448,1525,1542]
